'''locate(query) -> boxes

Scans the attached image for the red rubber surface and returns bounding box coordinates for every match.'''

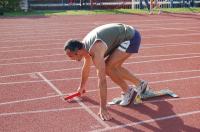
[0,13,200,132]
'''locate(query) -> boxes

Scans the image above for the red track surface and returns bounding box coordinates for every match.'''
[0,13,200,132]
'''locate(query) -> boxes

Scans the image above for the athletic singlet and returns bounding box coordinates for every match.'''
[82,23,136,57]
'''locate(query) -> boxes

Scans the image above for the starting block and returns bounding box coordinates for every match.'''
[108,89,178,105]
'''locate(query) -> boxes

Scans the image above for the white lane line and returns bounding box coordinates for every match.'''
[124,55,200,65]
[91,110,200,132]
[0,96,199,116]
[0,20,199,31]
[0,52,200,68]
[0,53,64,61]
[1,18,198,28]
[1,32,200,43]
[144,33,200,38]
[0,67,82,78]
[0,43,62,49]
[0,42,199,62]
[0,95,59,106]
[0,47,62,53]
[0,75,200,106]
[36,72,110,128]
[155,26,200,32]
[37,72,63,96]
[0,106,97,116]
[75,98,110,128]
[0,40,198,51]
[149,76,200,84]
[1,69,200,85]
[0,52,200,78]
[1,39,199,53]
[142,43,200,49]
[0,60,71,66]
[1,51,200,66]
[1,25,200,40]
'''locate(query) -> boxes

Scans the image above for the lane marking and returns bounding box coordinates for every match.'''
[0,42,199,62]
[1,50,200,66]
[1,69,200,85]
[1,53,198,67]
[1,26,200,40]
[124,55,200,65]
[0,75,200,106]
[36,72,110,128]
[75,97,110,128]
[0,20,199,31]
[0,106,97,116]
[37,72,63,96]
[1,40,200,53]
[0,96,199,116]
[0,40,198,51]
[91,110,200,132]
[0,53,64,61]
[0,32,199,44]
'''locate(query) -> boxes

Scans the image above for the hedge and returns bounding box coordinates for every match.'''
[0,0,21,15]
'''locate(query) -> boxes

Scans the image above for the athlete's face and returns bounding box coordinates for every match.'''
[66,49,83,61]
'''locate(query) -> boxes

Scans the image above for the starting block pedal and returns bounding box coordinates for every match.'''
[141,89,178,99]
[108,88,178,106]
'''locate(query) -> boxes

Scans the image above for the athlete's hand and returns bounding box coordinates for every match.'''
[77,87,85,95]
[98,108,112,121]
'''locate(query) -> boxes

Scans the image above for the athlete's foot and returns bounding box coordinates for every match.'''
[119,86,136,106]
[136,80,149,95]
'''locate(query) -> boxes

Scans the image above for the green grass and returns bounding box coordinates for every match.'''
[1,8,200,17]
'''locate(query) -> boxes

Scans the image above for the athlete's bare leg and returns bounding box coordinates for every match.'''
[105,49,140,92]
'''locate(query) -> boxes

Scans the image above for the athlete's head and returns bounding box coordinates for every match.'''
[64,39,84,61]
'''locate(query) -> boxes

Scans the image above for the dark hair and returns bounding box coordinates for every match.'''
[64,39,83,52]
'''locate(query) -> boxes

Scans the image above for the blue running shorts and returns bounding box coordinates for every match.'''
[118,29,141,53]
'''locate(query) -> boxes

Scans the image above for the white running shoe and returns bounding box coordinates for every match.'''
[133,80,149,104]
[136,80,150,96]
[119,87,137,106]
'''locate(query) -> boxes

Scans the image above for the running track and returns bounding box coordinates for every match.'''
[0,13,200,132]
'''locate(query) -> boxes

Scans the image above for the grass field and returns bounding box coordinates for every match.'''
[1,8,200,17]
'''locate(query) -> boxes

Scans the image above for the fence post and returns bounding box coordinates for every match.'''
[90,0,93,9]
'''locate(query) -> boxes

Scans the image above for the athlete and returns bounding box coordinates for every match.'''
[64,23,149,121]
[150,0,162,15]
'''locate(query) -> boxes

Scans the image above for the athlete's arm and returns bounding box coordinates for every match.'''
[78,55,92,94]
[90,41,112,121]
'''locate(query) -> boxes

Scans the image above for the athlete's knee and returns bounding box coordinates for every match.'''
[105,64,120,76]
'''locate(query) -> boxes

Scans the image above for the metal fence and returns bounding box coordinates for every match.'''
[25,0,200,10]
